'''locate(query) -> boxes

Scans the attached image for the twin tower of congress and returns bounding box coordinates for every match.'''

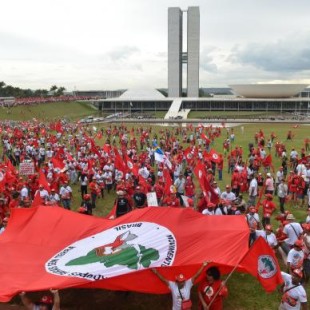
[168,7,200,98]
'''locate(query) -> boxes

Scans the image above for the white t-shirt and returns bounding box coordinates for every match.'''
[220,191,236,203]
[281,272,307,310]
[35,189,49,199]
[283,223,303,246]
[287,249,304,269]
[20,187,29,199]
[246,213,260,229]
[249,178,258,196]
[202,209,214,216]
[303,234,310,259]
[168,280,193,310]
[59,186,72,199]
[255,230,278,248]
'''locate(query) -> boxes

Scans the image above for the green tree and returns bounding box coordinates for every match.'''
[55,86,66,96]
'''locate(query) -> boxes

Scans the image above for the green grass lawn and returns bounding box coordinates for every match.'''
[0,101,96,121]
[1,103,310,309]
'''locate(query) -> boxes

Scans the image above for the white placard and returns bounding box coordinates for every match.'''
[182,195,190,207]
[146,192,158,207]
[19,162,35,175]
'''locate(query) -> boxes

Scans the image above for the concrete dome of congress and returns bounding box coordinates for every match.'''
[119,88,166,100]
[229,84,309,98]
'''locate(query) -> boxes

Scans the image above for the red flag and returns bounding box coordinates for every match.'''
[65,152,73,161]
[55,121,63,133]
[123,154,139,177]
[208,149,221,164]
[193,161,207,196]
[2,169,17,186]
[96,131,103,140]
[183,146,196,164]
[114,152,126,178]
[105,200,117,220]
[163,168,173,195]
[193,162,219,204]
[262,154,272,167]
[51,157,65,170]
[103,144,111,154]
[239,237,283,292]
[84,135,101,158]
[32,191,43,207]
[5,159,16,174]
[201,133,211,144]
[54,147,65,160]
[40,128,47,136]
[0,207,249,301]
[38,169,50,191]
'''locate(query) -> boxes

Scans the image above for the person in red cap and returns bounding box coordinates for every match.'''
[196,192,208,213]
[152,262,209,310]
[246,206,261,246]
[80,194,93,215]
[279,269,307,310]
[184,176,195,200]
[46,189,60,206]
[260,193,276,229]
[198,266,228,310]
[59,181,72,210]
[202,202,216,216]
[287,240,305,273]
[252,224,278,250]
[89,177,100,209]
[220,185,236,211]
[282,214,303,254]
[19,289,60,310]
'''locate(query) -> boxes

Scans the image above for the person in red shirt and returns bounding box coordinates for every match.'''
[153,181,164,205]
[231,169,241,197]
[197,192,208,213]
[89,177,100,209]
[185,176,195,199]
[198,266,228,310]
[260,194,277,228]
[162,192,181,208]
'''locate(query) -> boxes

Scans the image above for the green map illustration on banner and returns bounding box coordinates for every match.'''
[66,244,159,270]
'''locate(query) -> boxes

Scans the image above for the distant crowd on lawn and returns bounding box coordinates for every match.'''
[0,95,95,107]
[0,120,310,309]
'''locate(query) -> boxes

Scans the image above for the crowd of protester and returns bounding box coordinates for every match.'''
[0,95,95,108]
[0,120,310,309]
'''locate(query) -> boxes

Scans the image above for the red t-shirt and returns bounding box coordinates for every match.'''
[198,279,228,310]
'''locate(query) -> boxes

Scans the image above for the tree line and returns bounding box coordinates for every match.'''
[0,82,66,98]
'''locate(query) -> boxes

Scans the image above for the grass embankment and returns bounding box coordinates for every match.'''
[0,101,96,121]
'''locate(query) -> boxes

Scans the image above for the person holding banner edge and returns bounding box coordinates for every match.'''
[152,261,209,310]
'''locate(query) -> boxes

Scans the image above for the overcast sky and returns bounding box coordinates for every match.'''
[1,0,310,91]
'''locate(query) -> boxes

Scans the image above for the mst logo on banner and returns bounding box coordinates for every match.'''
[45,221,177,281]
[19,162,35,175]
